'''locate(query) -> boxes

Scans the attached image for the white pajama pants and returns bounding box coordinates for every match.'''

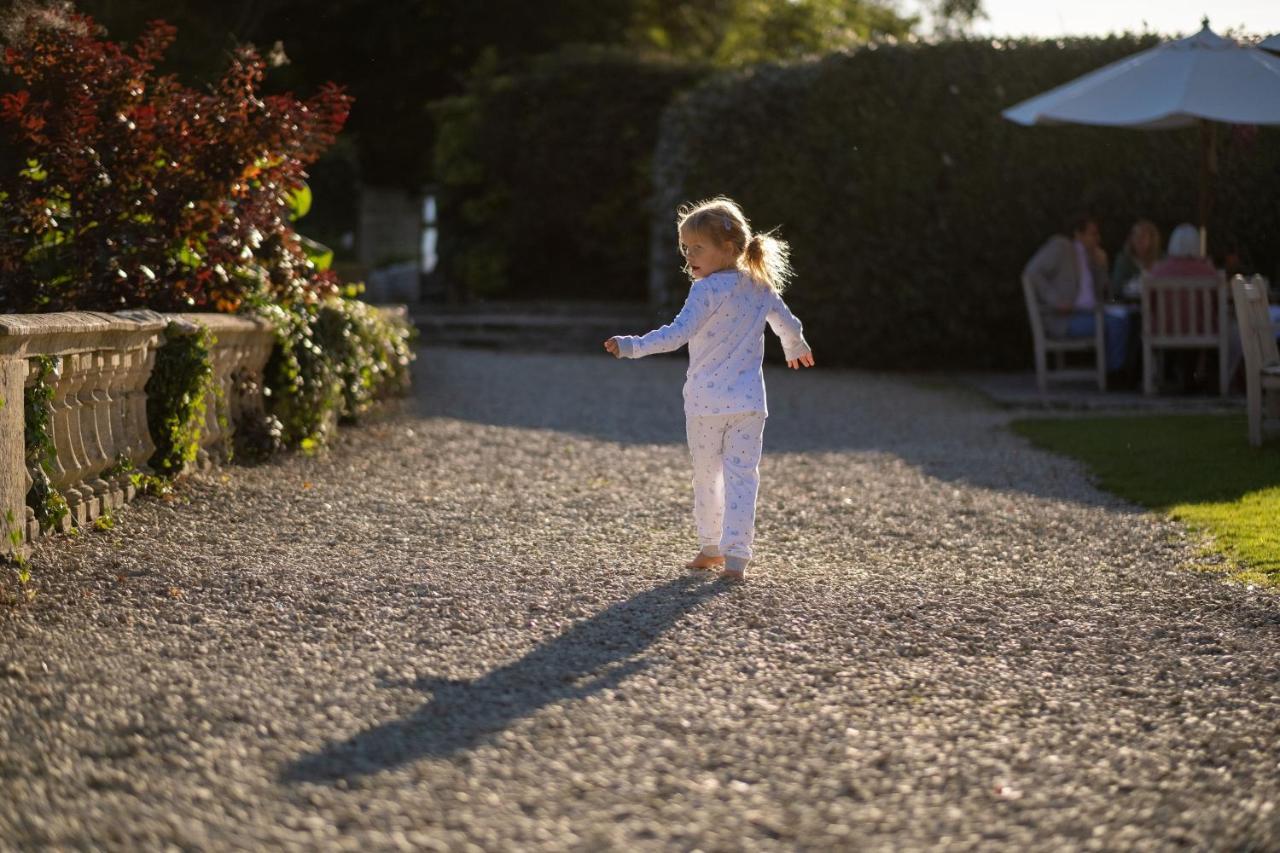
[686,411,767,564]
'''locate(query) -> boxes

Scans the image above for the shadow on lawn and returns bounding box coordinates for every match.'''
[281,574,727,784]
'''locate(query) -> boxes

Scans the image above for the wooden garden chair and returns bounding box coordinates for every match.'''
[1021,274,1106,394]
[1140,271,1229,396]
[1229,274,1280,446]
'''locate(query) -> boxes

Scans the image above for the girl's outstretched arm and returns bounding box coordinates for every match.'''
[766,292,814,369]
[610,280,717,359]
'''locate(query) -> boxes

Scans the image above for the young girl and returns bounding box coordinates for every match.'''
[604,197,814,581]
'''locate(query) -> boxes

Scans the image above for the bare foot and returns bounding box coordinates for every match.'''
[718,568,745,582]
[686,552,725,570]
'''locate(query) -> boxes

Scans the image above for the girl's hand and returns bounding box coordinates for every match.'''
[787,351,815,370]
[603,337,621,357]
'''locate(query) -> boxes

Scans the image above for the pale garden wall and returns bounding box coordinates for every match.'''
[0,312,276,560]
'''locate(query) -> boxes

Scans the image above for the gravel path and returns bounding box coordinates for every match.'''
[2,346,1279,851]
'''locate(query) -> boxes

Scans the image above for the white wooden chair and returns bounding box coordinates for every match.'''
[1140,271,1229,396]
[1021,274,1105,393]
[1229,274,1280,447]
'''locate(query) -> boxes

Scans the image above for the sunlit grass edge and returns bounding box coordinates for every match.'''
[1011,413,1280,586]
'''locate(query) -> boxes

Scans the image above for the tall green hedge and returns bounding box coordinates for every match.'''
[434,48,704,302]
[651,37,1280,369]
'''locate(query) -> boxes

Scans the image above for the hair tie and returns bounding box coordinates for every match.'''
[723,217,731,230]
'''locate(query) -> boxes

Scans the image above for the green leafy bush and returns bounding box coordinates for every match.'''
[434,47,704,301]
[651,37,1280,369]
[259,300,342,450]
[317,295,415,419]
[259,294,415,450]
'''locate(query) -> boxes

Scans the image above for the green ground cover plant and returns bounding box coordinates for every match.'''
[1013,414,1280,585]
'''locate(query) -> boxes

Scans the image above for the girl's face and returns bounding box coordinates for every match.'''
[678,228,737,280]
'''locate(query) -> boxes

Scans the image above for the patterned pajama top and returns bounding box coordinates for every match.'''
[615,269,811,416]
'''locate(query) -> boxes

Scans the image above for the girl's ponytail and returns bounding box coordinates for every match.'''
[743,230,793,294]
[677,196,793,293]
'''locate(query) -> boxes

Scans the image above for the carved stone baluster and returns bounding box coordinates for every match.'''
[52,353,95,525]
[80,350,114,514]
[100,346,132,500]
[63,348,98,522]
[69,351,104,524]
[232,340,254,428]
[234,325,274,435]
[119,346,141,472]
[95,349,127,509]
[127,341,158,472]
[222,343,241,439]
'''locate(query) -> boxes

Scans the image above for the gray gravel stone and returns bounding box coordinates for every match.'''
[1,346,1279,851]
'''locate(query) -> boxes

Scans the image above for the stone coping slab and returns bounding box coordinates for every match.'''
[0,311,166,358]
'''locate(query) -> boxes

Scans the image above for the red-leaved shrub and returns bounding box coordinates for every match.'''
[0,5,351,312]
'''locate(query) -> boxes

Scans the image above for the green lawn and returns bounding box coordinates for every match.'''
[1011,414,1280,585]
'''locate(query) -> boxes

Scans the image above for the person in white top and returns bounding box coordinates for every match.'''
[605,197,814,581]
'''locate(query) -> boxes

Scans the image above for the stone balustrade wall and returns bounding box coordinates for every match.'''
[0,311,277,559]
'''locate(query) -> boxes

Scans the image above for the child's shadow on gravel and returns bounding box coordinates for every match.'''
[282,574,727,784]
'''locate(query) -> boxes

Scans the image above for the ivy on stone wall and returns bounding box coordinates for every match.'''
[24,356,69,532]
[146,322,217,477]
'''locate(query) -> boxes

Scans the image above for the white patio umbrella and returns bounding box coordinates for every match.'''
[1002,21,1280,250]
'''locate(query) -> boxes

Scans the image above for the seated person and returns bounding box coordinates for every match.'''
[1150,223,1215,277]
[1152,222,1218,333]
[1112,219,1162,299]
[1023,212,1129,373]
[1147,223,1220,390]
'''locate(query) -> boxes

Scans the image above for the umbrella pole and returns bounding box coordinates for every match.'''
[1197,120,1216,256]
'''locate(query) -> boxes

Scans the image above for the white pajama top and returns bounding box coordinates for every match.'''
[615,270,811,416]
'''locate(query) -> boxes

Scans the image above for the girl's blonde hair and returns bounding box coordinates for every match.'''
[677,196,793,293]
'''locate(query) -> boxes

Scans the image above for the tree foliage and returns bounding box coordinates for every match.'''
[2,0,983,189]
[630,0,915,64]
